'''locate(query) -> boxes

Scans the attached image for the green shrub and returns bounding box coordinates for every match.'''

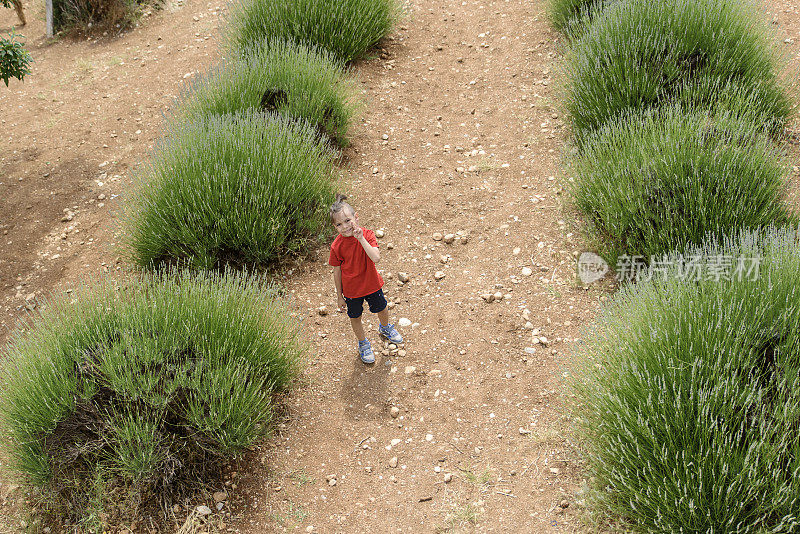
[569,106,796,267]
[0,269,304,527]
[177,39,361,146]
[575,227,800,532]
[0,32,32,86]
[563,0,792,143]
[224,0,401,63]
[52,0,150,32]
[123,111,339,270]
[548,0,613,33]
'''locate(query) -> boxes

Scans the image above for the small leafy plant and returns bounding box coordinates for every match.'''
[0,32,32,86]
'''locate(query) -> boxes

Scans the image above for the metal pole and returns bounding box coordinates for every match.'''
[45,0,53,38]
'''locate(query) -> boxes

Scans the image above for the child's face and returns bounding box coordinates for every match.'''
[332,208,358,237]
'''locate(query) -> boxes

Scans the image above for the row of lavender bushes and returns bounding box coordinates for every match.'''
[549,0,800,531]
[0,0,402,530]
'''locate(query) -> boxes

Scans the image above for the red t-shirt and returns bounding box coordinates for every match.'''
[328,228,384,298]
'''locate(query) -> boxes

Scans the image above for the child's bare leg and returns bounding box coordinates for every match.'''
[350,316,366,341]
[377,307,390,327]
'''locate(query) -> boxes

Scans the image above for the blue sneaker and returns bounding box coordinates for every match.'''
[378,323,404,344]
[358,339,375,364]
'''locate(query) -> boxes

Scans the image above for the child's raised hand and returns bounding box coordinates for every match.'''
[352,225,364,240]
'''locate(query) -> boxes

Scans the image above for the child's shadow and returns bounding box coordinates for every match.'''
[340,356,391,421]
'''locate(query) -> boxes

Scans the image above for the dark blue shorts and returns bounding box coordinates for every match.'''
[344,288,387,319]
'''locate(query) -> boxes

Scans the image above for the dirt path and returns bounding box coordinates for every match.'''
[2,0,799,532]
[228,1,596,531]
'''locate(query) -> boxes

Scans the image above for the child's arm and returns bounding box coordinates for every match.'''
[333,266,346,311]
[353,227,380,264]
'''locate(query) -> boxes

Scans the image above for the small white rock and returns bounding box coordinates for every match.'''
[398,317,412,327]
[389,456,399,468]
[521,267,533,276]
[434,271,446,280]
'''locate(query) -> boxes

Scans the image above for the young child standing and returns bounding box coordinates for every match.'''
[328,195,403,364]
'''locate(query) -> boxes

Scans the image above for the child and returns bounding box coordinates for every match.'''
[328,194,403,363]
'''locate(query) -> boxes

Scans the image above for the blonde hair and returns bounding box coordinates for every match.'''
[329,194,354,220]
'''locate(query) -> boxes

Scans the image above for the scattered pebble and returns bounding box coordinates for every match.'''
[317,306,328,316]
[444,472,453,483]
[398,318,412,327]
[196,505,212,516]
[389,456,399,468]
[398,272,410,283]
[434,271,446,280]
[432,232,443,241]
[443,233,455,244]
[375,229,385,238]
[213,491,228,502]
[521,267,532,276]
[404,366,416,374]
[390,406,400,418]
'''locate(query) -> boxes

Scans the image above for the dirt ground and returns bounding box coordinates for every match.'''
[1,0,799,532]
